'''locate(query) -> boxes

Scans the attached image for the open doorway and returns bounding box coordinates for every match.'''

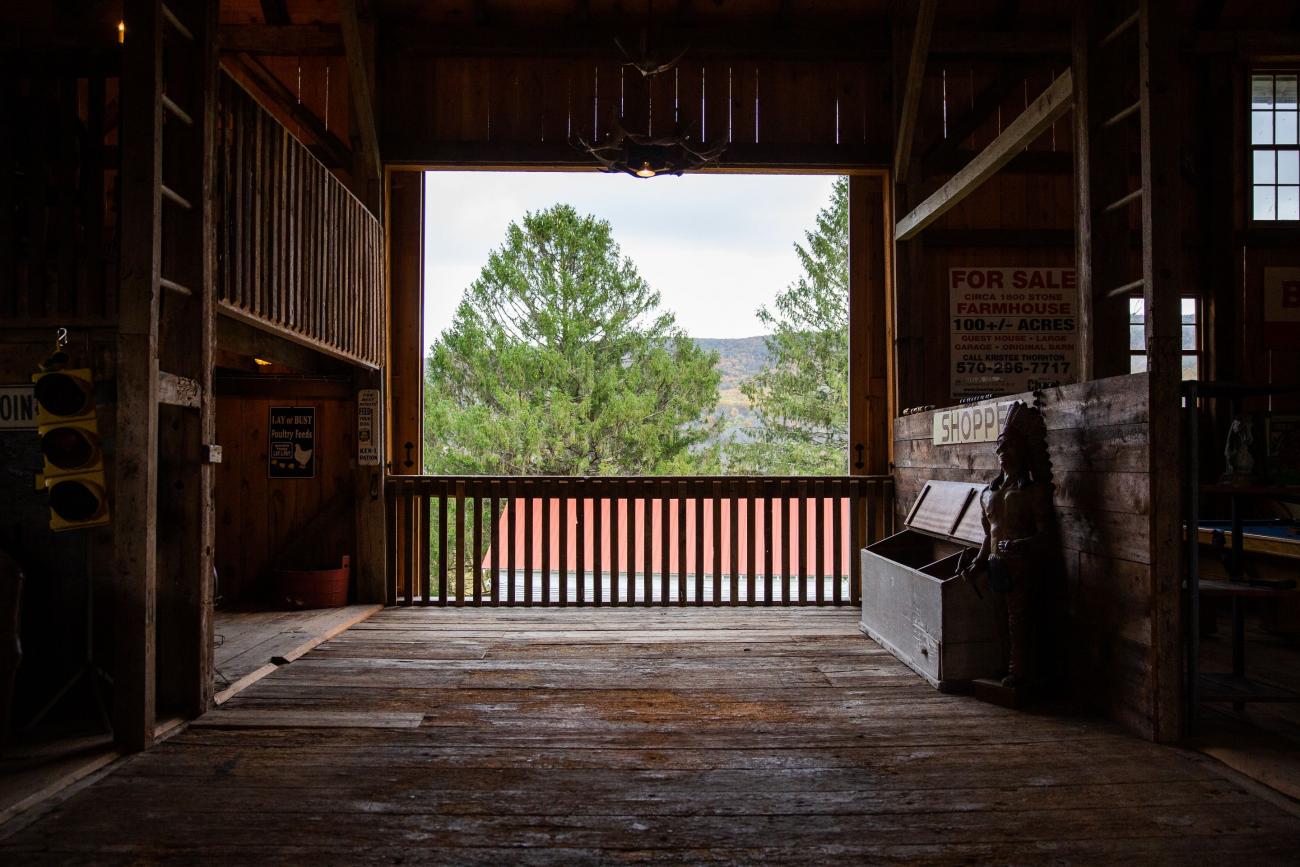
[400,169,891,607]
[421,170,850,478]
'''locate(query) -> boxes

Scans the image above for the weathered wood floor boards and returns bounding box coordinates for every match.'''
[3,608,1299,864]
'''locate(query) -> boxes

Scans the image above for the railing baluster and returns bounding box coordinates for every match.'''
[610,488,620,607]
[523,487,534,606]
[711,481,723,607]
[420,492,431,605]
[576,491,586,607]
[384,487,397,606]
[729,483,739,605]
[455,481,466,607]
[472,491,483,605]
[852,480,864,606]
[798,478,809,604]
[490,483,500,606]
[746,480,757,606]
[403,484,414,606]
[693,486,704,606]
[541,482,552,606]
[437,490,448,606]
[832,479,843,606]
[507,481,517,605]
[781,482,791,606]
[559,486,569,607]
[815,479,826,605]
[660,484,670,607]
[626,488,637,605]
[643,485,654,607]
[677,482,688,606]
[593,485,603,607]
[763,492,773,606]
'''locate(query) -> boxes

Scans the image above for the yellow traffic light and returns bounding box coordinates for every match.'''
[32,368,110,531]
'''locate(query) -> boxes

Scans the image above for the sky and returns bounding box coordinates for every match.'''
[422,171,839,350]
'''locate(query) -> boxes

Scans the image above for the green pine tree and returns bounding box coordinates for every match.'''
[729,178,849,475]
[424,204,722,477]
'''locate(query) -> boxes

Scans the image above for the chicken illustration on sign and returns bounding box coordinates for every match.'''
[268,407,315,479]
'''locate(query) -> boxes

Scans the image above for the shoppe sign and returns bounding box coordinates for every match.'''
[949,267,1078,400]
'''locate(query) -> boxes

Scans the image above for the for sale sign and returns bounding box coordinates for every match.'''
[949,267,1078,400]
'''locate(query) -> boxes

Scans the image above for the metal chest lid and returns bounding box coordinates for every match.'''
[903,480,987,546]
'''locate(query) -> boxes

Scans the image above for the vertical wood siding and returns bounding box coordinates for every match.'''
[215,71,383,367]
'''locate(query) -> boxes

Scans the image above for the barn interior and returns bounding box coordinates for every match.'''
[2,0,1300,860]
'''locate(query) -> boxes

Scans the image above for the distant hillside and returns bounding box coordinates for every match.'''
[693,336,771,441]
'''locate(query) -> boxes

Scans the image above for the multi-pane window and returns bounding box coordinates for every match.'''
[1129,297,1200,381]
[1251,72,1299,222]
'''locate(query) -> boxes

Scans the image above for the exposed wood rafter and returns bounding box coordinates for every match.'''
[896,69,1073,241]
[223,54,353,168]
[218,24,342,55]
[338,0,382,206]
[893,0,937,183]
[920,63,1028,178]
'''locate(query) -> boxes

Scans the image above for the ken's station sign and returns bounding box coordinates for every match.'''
[949,267,1078,400]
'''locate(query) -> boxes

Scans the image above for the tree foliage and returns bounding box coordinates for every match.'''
[729,178,849,475]
[424,204,721,477]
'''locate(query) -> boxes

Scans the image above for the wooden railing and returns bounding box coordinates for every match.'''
[386,476,895,607]
[214,70,384,367]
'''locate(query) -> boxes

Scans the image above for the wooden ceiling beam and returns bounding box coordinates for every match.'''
[215,22,1072,61]
[218,24,342,55]
[338,0,382,206]
[893,0,937,184]
[223,54,353,168]
[896,69,1073,241]
[930,30,1069,56]
[919,62,1029,178]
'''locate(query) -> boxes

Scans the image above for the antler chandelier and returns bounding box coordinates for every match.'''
[572,0,725,178]
[576,119,726,179]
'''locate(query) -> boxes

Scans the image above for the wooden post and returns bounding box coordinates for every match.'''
[386,170,422,604]
[892,0,937,184]
[354,366,387,604]
[115,0,164,752]
[1139,0,1185,742]
[1070,1,1095,383]
[848,174,892,478]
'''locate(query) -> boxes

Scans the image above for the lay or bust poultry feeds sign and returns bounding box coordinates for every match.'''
[949,267,1078,400]
[268,407,315,479]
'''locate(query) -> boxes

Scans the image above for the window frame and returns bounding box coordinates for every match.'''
[1128,296,1202,381]
[1248,69,1300,225]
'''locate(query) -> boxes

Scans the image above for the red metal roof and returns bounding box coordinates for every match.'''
[482,496,852,576]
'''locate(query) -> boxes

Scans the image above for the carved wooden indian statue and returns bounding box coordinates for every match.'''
[958,401,1055,688]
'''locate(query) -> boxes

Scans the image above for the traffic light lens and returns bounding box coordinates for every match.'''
[49,480,102,522]
[41,426,96,470]
[35,373,92,417]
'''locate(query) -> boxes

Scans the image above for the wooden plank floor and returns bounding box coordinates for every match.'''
[3,608,1300,864]
[213,604,381,699]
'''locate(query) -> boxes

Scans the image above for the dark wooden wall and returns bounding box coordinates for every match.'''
[893,374,1166,739]
[896,59,1076,411]
[0,68,119,324]
[213,379,357,605]
[378,54,891,166]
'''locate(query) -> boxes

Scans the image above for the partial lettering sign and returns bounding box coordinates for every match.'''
[0,385,36,430]
[1264,267,1300,349]
[268,407,316,479]
[932,400,1017,446]
[357,388,381,467]
[950,267,1078,400]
